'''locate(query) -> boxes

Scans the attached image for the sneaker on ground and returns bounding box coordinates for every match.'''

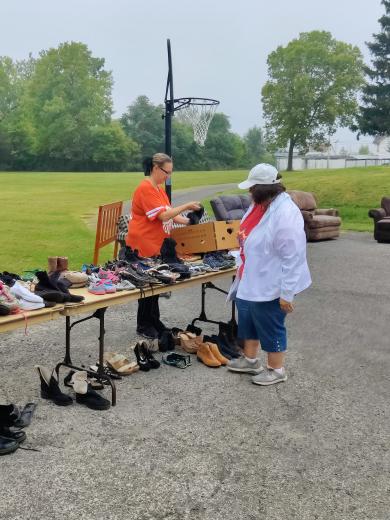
[252,369,287,386]
[227,356,264,374]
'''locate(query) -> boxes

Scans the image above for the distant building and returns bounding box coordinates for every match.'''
[275,150,390,171]
[373,135,390,155]
[275,136,390,170]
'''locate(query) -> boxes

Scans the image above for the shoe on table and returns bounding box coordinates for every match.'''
[10,281,43,303]
[227,356,264,375]
[252,368,287,386]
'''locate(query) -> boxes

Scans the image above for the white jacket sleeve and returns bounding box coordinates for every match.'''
[273,211,307,302]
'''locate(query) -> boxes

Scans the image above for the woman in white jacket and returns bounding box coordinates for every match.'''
[227,164,311,385]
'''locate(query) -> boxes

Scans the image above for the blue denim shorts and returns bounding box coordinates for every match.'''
[235,298,287,352]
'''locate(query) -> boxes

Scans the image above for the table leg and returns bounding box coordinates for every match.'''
[56,307,116,406]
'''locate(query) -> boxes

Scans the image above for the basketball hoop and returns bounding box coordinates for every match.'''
[163,39,220,201]
[173,97,220,146]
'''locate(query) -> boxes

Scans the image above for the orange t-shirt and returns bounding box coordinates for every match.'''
[126,179,173,257]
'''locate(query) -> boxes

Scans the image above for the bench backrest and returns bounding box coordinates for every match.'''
[93,201,123,264]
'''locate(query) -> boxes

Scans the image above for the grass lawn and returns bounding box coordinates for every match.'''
[0,166,389,273]
[0,170,246,272]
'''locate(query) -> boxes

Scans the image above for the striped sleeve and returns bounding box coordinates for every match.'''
[146,206,166,221]
[139,183,171,221]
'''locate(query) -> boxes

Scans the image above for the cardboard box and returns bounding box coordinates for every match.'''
[171,221,240,254]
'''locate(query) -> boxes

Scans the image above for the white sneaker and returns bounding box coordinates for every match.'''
[227,356,264,375]
[17,299,45,311]
[252,369,287,386]
[11,281,43,303]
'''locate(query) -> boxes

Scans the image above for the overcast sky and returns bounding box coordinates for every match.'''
[0,0,384,150]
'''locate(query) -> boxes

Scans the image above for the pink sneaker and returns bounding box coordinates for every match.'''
[98,269,119,284]
[102,282,116,294]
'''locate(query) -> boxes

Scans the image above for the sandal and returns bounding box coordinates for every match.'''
[162,353,192,369]
[89,364,122,380]
[103,352,139,376]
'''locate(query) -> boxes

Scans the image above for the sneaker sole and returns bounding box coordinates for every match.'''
[252,375,287,386]
[227,366,264,375]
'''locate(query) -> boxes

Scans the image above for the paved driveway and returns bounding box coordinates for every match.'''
[0,227,388,519]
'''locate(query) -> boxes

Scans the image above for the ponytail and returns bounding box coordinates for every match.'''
[142,157,153,176]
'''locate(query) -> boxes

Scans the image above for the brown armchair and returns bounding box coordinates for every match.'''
[288,190,341,241]
[368,197,390,242]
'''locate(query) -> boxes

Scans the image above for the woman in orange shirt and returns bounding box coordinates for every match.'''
[127,153,200,338]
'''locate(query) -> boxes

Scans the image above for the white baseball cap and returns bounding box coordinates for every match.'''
[238,163,280,189]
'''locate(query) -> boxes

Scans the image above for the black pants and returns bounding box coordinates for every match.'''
[137,295,164,332]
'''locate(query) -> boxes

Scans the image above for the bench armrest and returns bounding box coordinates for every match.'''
[301,210,314,222]
[368,208,386,222]
[314,208,339,217]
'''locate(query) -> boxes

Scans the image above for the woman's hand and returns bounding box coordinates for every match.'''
[186,201,201,211]
[280,298,294,313]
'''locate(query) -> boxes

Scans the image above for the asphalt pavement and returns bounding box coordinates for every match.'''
[0,190,389,520]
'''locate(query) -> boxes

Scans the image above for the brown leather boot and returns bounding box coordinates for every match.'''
[47,257,58,274]
[197,343,221,368]
[57,257,68,272]
[207,342,229,365]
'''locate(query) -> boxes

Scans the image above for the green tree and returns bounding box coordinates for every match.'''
[0,55,36,169]
[358,144,370,154]
[262,31,364,171]
[357,1,390,137]
[243,126,267,166]
[25,41,113,170]
[203,113,246,169]
[120,96,164,163]
[88,121,139,171]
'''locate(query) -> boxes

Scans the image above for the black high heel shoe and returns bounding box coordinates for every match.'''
[36,366,73,406]
[134,342,151,371]
[141,341,160,369]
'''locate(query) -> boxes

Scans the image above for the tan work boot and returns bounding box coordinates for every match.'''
[207,342,229,365]
[47,257,58,274]
[197,343,221,368]
[57,257,69,272]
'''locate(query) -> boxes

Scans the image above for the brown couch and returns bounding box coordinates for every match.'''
[288,190,341,241]
[368,197,390,243]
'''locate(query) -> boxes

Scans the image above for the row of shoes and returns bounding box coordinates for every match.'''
[0,403,36,456]
[36,366,111,410]
[0,280,57,314]
[98,341,161,374]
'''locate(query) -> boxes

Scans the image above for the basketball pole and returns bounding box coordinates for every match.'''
[164,39,174,202]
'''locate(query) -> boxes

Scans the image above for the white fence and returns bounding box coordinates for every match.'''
[276,156,390,171]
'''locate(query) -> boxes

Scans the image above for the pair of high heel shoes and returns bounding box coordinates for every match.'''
[36,366,110,410]
[134,342,160,371]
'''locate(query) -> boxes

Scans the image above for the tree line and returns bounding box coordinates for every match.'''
[1,0,389,172]
[0,42,272,172]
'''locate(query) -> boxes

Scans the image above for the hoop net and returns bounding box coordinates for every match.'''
[175,98,219,146]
